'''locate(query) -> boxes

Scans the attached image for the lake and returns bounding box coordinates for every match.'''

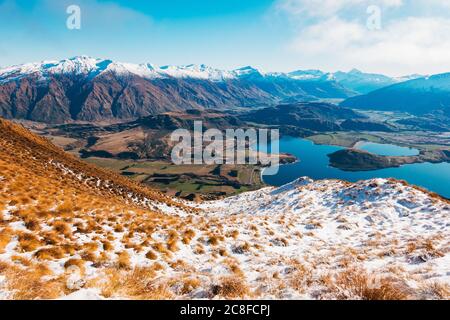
[262,137,450,199]
[356,142,420,156]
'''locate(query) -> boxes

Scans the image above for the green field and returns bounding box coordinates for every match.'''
[84,157,264,199]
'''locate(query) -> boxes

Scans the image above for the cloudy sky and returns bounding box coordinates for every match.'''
[1,0,450,76]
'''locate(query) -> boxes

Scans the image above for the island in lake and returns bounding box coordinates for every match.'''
[328,148,450,171]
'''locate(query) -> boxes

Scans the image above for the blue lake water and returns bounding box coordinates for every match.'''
[262,137,450,199]
[357,142,420,156]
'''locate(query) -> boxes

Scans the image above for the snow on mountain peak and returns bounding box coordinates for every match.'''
[0,56,427,86]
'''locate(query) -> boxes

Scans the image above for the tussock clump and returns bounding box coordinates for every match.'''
[419,282,450,300]
[11,255,32,266]
[212,276,249,298]
[64,258,86,274]
[324,269,411,300]
[18,232,42,252]
[41,231,62,245]
[34,247,65,260]
[182,229,195,244]
[194,244,205,255]
[102,240,114,251]
[226,230,239,239]
[145,250,157,260]
[52,221,73,238]
[232,242,250,254]
[178,277,201,295]
[3,264,65,300]
[98,267,171,299]
[24,217,40,231]
[0,227,13,253]
[117,251,131,269]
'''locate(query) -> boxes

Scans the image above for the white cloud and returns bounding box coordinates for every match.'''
[289,16,450,75]
[276,0,450,75]
[276,0,403,18]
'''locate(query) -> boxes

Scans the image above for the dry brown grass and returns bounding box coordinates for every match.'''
[419,282,450,299]
[11,255,32,267]
[182,229,196,244]
[52,220,73,238]
[212,276,249,298]
[17,232,42,252]
[97,267,172,299]
[0,227,13,253]
[145,250,157,260]
[117,251,131,269]
[34,247,65,260]
[64,258,86,274]
[326,269,411,300]
[3,263,66,299]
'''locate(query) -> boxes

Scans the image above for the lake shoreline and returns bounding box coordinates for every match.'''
[262,136,450,198]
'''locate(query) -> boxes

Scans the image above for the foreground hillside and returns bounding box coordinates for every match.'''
[0,118,449,299]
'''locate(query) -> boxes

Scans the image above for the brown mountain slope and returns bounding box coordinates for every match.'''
[0,71,354,123]
[0,117,184,210]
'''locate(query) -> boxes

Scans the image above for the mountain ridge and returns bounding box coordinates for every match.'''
[0,57,359,123]
[340,73,450,116]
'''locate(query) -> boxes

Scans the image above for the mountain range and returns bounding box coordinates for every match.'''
[0,56,420,124]
[341,73,450,117]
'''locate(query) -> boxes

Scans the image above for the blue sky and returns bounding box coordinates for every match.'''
[2,0,450,76]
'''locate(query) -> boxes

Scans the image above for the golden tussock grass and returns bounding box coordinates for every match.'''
[102,240,114,251]
[97,267,172,299]
[212,276,249,299]
[52,220,73,238]
[11,255,32,267]
[194,244,205,255]
[167,239,179,252]
[223,258,243,276]
[178,277,201,295]
[3,263,66,300]
[0,227,13,253]
[182,229,195,244]
[17,232,43,252]
[117,251,131,269]
[145,250,157,260]
[420,282,450,300]
[232,241,250,254]
[24,217,40,231]
[226,229,239,239]
[328,269,410,300]
[289,263,314,293]
[34,246,65,260]
[64,258,86,274]
[41,231,63,245]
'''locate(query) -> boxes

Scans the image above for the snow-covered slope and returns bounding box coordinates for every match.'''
[0,56,422,88]
[0,56,266,84]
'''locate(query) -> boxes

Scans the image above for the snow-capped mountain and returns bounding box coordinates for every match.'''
[341,73,450,116]
[286,68,422,94]
[0,56,355,123]
[0,56,267,84]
